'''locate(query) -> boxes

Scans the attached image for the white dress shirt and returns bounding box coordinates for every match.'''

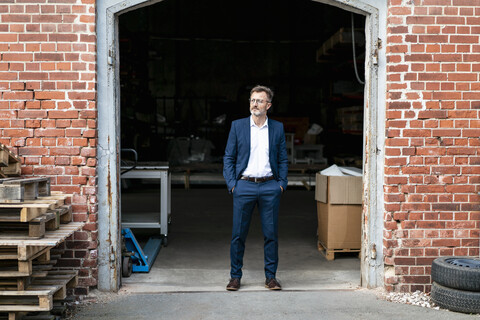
[242,116,273,178]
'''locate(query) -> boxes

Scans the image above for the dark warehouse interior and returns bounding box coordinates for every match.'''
[118,0,366,170]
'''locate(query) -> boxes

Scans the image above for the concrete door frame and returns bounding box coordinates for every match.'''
[96,0,387,292]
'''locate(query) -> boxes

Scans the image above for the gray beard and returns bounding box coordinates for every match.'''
[250,109,264,117]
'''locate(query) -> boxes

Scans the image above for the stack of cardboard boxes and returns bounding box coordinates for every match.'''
[315,166,362,260]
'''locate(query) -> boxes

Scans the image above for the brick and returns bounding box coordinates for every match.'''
[56,258,81,268]
[433,203,461,211]
[394,258,416,266]
[49,72,79,80]
[50,147,80,156]
[385,157,407,166]
[418,110,447,119]
[447,148,476,155]
[0,33,18,42]
[68,91,96,100]
[2,53,33,61]
[49,110,79,119]
[417,220,447,229]
[451,33,480,43]
[34,53,64,61]
[18,110,47,118]
[403,129,431,137]
[72,176,87,185]
[83,129,96,138]
[432,129,461,137]
[432,239,461,247]
[56,119,71,128]
[3,129,33,137]
[18,147,48,156]
[35,129,65,137]
[34,91,65,100]
[86,158,96,167]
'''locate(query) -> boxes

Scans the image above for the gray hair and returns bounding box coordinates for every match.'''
[250,85,274,102]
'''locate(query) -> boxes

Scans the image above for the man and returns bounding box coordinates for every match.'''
[223,85,288,291]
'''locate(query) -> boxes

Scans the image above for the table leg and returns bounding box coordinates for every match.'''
[160,170,168,240]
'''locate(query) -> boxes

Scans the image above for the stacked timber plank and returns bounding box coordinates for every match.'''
[0,147,84,320]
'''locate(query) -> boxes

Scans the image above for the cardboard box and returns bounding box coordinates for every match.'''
[315,173,362,250]
[303,133,317,145]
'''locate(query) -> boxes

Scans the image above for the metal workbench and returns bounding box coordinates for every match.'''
[120,163,171,244]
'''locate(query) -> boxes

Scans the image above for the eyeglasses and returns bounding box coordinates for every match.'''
[249,99,270,105]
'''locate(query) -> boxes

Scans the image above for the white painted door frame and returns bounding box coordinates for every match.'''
[96,0,387,291]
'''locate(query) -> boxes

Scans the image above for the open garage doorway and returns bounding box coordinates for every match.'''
[96,0,387,291]
[118,0,365,292]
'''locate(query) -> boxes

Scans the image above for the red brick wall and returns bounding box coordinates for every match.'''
[1,0,479,295]
[385,0,480,292]
[0,0,97,295]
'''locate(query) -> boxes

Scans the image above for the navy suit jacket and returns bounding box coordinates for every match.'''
[223,117,288,193]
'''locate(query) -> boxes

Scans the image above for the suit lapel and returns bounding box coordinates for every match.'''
[268,118,274,157]
[244,117,250,150]
[268,118,273,149]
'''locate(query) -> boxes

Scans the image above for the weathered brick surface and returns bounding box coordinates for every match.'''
[0,0,97,295]
[1,0,478,295]
[385,0,480,292]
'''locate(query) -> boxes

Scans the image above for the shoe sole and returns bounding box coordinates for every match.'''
[265,285,282,290]
[226,287,239,291]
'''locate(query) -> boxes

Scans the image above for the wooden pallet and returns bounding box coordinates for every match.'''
[30,271,78,301]
[0,144,21,179]
[0,222,84,247]
[0,306,64,319]
[0,246,50,262]
[0,222,84,252]
[0,193,63,207]
[0,270,78,313]
[0,205,72,240]
[15,312,56,320]
[0,249,51,279]
[0,289,54,313]
[0,178,51,202]
[0,218,45,240]
[0,204,52,224]
[45,205,72,230]
[0,270,50,291]
[0,222,83,280]
[0,147,78,319]
[317,241,360,261]
[0,255,57,282]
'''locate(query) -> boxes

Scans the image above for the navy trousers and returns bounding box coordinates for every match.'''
[230,179,282,279]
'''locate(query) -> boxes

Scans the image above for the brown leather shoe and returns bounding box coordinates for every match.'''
[226,278,241,291]
[265,278,282,290]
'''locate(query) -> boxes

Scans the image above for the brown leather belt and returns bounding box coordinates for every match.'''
[240,176,275,183]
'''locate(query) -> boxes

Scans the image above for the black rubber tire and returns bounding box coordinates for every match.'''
[122,256,133,278]
[431,282,480,314]
[431,256,480,292]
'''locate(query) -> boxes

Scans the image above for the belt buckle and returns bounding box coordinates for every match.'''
[254,177,259,183]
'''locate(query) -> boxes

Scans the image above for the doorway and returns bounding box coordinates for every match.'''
[96,0,386,292]
[118,0,363,292]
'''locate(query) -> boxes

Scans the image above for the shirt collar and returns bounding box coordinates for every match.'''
[250,115,268,129]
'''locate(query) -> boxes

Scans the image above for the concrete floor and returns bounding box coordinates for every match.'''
[72,187,477,320]
[120,186,360,293]
[72,290,477,320]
